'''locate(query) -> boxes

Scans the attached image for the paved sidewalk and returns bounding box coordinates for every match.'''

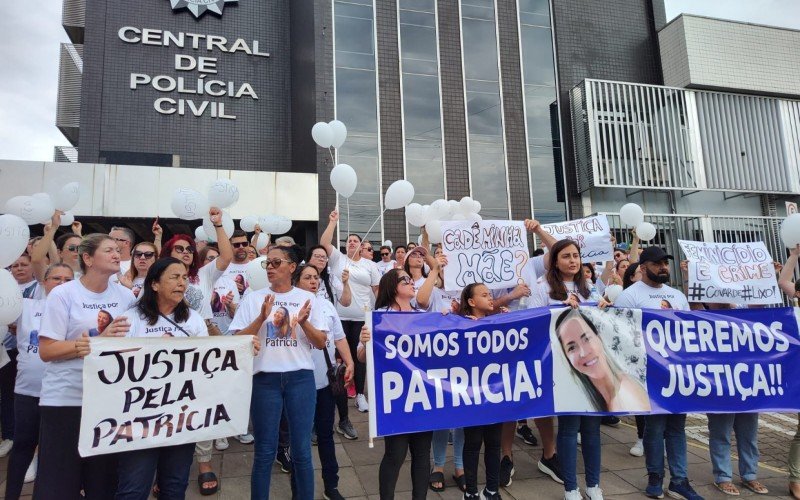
[2,411,796,499]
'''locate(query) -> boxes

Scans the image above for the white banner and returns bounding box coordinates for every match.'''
[440,220,529,291]
[79,336,253,457]
[678,240,780,305]
[541,215,613,263]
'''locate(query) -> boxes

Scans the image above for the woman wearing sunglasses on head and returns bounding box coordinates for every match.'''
[119,242,158,297]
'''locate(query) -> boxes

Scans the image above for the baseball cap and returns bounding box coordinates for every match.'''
[639,246,673,264]
[407,246,428,259]
[614,243,630,252]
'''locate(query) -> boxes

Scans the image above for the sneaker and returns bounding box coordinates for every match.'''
[323,488,346,500]
[337,419,358,440]
[0,439,13,457]
[564,489,582,500]
[667,479,703,500]
[24,453,37,483]
[463,493,481,500]
[515,424,538,446]
[538,454,565,484]
[235,433,255,445]
[629,438,644,457]
[600,416,620,427]
[275,447,292,473]
[347,383,356,399]
[214,437,229,451]
[645,473,664,499]
[482,488,502,499]
[499,455,515,487]
[586,485,604,500]
[355,394,369,413]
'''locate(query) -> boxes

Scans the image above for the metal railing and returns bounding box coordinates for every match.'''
[53,146,78,163]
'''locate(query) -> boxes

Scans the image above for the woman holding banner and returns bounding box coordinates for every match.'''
[35,233,138,500]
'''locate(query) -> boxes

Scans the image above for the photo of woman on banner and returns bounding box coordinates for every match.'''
[552,307,650,413]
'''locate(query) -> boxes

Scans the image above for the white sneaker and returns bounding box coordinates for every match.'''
[586,486,604,500]
[355,394,369,413]
[0,439,13,457]
[214,437,229,451]
[564,488,582,500]
[236,433,254,444]
[24,453,37,483]
[629,438,644,457]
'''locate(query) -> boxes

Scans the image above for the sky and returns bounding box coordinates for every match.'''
[0,1,798,162]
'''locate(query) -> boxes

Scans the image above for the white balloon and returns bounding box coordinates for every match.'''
[384,180,415,210]
[32,194,55,224]
[171,188,209,220]
[59,211,75,227]
[0,269,22,324]
[208,179,240,209]
[54,182,80,211]
[204,212,235,240]
[273,216,292,235]
[405,203,426,227]
[0,214,30,268]
[430,199,449,219]
[329,120,348,149]
[781,213,800,247]
[451,213,466,221]
[471,199,482,214]
[195,226,210,242]
[447,200,460,217]
[417,234,423,245]
[383,240,392,249]
[420,205,432,226]
[8,196,54,225]
[426,220,443,244]
[240,215,258,233]
[464,212,482,222]
[458,196,475,214]
[255,233,270,251]
[311,122,334,148]
[246,257,269,291]
[3,196,28,216]
[605,284,624,302]
[330,164,358,198]
[636,222,657,241]
[620,203,645,227]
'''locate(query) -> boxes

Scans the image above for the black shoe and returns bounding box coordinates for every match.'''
[482,488,502,500]
[275,447,291,473]
[515,424,538,446]
[645,472,664,498]
[323,488,346,500]
[499,455,514,487]
[537,453,564,484]
[601,416,620,427]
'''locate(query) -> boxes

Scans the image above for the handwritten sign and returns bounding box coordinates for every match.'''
[541,215,613,262]
[79,336,253,457]
[678,240,780,305]
[440,220,529,291]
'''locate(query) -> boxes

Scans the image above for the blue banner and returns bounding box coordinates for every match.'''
[367,307,800,437]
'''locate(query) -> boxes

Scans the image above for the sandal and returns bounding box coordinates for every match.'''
[198,471,219,496]
[453,473,466,492]
[151,484,159,497]
[714,481,740,496]
[741,480,768,495]
[428,470,445,492]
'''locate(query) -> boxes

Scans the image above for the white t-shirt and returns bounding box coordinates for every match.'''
[38,279,137,406]
[613,280,690,311]
[429,287,462,313]
[210,276,240,334]
[124,307,208,338]
[185,260,224,320]
[310,299,347,390]
[532,279,598,307]
[229,286,327,373]
[316,270,344,305]
[496,255,546,310]
[376,259,396,276]
[222,262,250,298]
[15,298,47,397]
[328,251,380,321]
[19,280,40,299]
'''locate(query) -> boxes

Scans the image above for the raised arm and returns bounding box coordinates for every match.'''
[416,253,443,310]
[629,229,640,264]
[152,218,163,255]
[779,245,799,298]
[320,209,339,256]
[338,269,352,308]
[211,207,234,271]
[32,211,61,282]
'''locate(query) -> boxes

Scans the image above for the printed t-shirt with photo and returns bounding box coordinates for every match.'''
[222,262,250,298]
[310,299,347,390]
[185,259,224,321]
[15,298,47,397]
[38,280,137,406]
[124,307,208,338]
[613,280,690,311]
[229,286,327,373]
[328,251,380,321]
[209,276,240,334]
[376,259,396,276]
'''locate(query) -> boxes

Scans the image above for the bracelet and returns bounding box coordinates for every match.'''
[213,224,223,228]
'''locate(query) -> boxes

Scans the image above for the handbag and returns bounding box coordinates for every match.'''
[322,347,348,396]
[159,314,192,337]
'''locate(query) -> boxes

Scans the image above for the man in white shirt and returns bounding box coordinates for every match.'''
[223,230,252,297]
[375,245,396,276]
[109,226,135,275]
[613,246,701,500]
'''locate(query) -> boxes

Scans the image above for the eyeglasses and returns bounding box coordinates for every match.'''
[381,252,390,257]
[232,242,249,248]
[172,244,195,254]
[398,275,413,285]
[112,237,131,244]
[66,245,79,252]
[311,254,328,261]
[261,258,291,269]
[134,251,156,259]
[364,247,374,252]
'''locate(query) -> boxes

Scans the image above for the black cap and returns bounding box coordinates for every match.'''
[639,246,673,264]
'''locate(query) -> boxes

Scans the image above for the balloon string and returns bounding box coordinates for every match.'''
[329,147,336,167]
[345,208,386,266]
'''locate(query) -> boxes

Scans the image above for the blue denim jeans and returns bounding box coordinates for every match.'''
[707,413,759,483]
[557,416,601,491]
[644,414,687,481]
[432,428,464,470]
[116,443,195,500]
[315,386,339,491]
[251,370,317,500]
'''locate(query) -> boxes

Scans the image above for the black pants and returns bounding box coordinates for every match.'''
[117,443,195,500]
[342,320,366,394]
[5,393,38,500]
[463,423,503,495]
[33,406,118,500]
[0,349,18,440]
[314,387,339,491]
[378,431,432,500]
[636,415,646,439]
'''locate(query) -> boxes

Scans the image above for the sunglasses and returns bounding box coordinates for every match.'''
[172,244,195,254]
[134,251,156,259]
[66,245,79,252]
[398,275,413,285]
[381,252,390,257]
[364,247,374,252]
[261,258,291,269]
[232,242,249,248]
